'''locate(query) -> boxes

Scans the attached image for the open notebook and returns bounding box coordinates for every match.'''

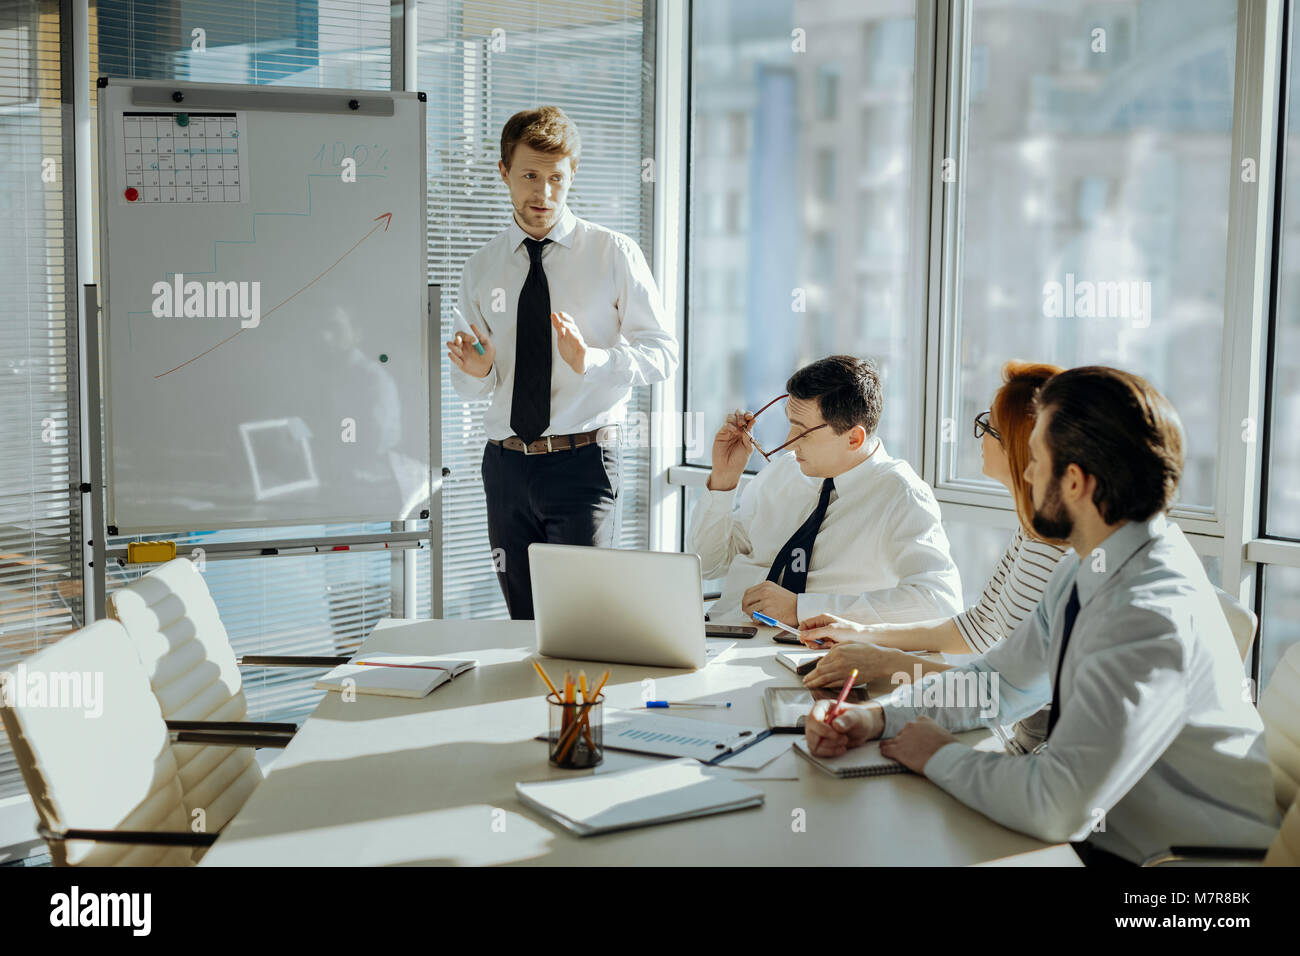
[516,758,764,836]
[314,651,476,699]
[792,738,908,778]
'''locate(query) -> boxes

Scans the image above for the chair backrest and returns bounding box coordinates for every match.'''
[109,558,262,837]
[1259,640,1300,819]
[0,620,192,865]
[1214,586,1258,663]
[1265,796,1300,866]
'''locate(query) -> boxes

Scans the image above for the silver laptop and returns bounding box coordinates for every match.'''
[529,544,707,669]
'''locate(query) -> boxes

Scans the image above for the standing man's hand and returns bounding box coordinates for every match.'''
[446,324,495,378]
[551,311,589,374]
[708,410,755,491]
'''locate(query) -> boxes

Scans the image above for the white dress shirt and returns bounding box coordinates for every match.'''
[874,513,1280,862]
[450,206,678,439]
[686,442,963,624]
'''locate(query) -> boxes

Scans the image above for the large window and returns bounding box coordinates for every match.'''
[676,0,1288,692]
[946,0,1238,513]
[685,0,922,470]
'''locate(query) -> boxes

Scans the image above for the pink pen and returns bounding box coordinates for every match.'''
[824,668,860,725]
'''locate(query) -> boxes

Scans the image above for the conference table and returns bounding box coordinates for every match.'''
[202,618,1080,866]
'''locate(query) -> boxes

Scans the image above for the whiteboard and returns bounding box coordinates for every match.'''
[97,79,431,532]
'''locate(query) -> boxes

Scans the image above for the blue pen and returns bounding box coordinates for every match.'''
[753,610,827,645]
[645,700,731,709]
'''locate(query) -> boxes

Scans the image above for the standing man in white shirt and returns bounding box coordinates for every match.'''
[446,107,677,619]
[688,355,962,627]
[805,366,1279,865]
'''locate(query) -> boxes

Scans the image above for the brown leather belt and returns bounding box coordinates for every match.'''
[488,426,619,455]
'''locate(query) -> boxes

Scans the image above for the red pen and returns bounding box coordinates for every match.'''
[824,668,859,725]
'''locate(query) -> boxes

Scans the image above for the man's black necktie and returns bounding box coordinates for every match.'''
[766,478,834,595]
[510,237,552,445]
[1046,583,1081,737]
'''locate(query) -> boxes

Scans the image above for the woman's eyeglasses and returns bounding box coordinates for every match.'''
[974,410,1001,443]
[746,394,830,461]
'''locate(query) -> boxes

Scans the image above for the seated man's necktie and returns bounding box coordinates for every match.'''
[766,477,835,595]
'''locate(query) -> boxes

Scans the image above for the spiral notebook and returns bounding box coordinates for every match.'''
[792,738,908,778]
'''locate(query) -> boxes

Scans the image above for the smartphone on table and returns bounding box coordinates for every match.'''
[705,624,758,639]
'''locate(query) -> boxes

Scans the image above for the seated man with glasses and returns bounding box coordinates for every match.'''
[688,355,963,627]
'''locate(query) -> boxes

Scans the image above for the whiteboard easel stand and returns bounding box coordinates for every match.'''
[82,283,442,620]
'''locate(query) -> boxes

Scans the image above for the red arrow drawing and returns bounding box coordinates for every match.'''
[154,211,395,379]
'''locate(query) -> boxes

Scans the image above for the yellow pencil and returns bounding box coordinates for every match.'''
[531,658,561,699]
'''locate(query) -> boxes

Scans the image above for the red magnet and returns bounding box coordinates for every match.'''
[124,187,139,201]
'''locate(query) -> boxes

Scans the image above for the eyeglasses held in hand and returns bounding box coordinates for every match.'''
[974,410,1002,443]
[746,394,830,461]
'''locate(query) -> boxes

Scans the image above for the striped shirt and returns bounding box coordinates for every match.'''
[953,527,1070,655]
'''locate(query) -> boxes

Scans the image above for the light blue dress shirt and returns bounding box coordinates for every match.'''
[874,513,1280,863]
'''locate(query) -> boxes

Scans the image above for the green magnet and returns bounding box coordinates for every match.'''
[379,353,389,363]
[175,113,190,127]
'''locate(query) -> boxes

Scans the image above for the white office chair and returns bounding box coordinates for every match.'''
[1214,586,1259,663]
[0,620,211,865]
[1144,639,1300,866]
[108,558,347,835]
[1260,640,1299,865]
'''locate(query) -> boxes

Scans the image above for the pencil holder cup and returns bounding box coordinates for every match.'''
[547,693,604,769]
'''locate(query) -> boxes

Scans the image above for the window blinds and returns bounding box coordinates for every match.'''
[0,0,83,801]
